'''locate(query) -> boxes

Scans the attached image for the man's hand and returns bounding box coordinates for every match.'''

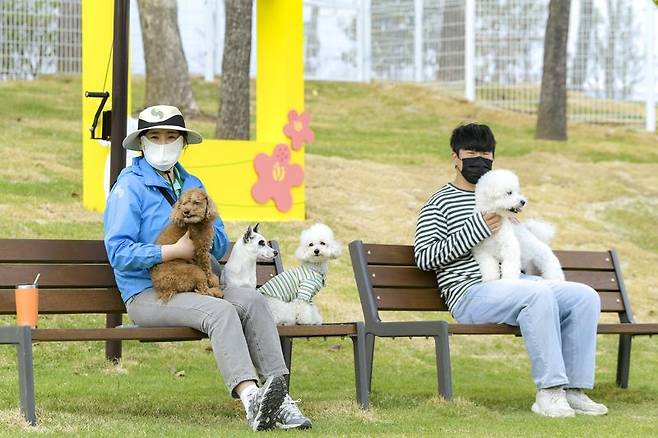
[483,212,503,234]
[161,231,195,261]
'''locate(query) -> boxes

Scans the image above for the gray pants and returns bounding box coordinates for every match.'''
[126,284,289,396]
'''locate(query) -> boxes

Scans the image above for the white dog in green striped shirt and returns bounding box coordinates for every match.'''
[258,223,342,325]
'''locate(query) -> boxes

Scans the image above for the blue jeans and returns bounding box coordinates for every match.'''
[451,275,601,389]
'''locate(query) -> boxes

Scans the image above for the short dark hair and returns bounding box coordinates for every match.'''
[450,123,496,156]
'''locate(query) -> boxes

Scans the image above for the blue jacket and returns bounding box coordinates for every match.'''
[103,156,229,302]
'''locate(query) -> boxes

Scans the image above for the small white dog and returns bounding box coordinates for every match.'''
[258,223,341,325]
[473,169,565,282]
[220,224,278,290]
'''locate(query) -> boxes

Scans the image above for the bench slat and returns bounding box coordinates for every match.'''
[0,240,109,263]
[28,323,359,342]
[31,327,205,342]
[0,264,278,289]
[0,265,117,288]
[374,288,447,311]
[373,288,625,313]
[596,323,658,335]
[447,323,658,335]
[362,244,614,270]
[0,239,275,265]
[599,291,626,312]
[367,266,620,292]
[0,264,280,314]
[0,289,125,314]
[564,270,620,291]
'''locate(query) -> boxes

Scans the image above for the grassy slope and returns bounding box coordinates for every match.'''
[0,75,656,436]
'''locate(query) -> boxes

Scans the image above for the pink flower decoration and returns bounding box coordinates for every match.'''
[251,144,304,212]
[283,110,314,150]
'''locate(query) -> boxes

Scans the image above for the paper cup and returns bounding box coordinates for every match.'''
[15,284,39,328]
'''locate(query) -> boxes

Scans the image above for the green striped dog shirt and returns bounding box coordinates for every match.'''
[258,264,326,303]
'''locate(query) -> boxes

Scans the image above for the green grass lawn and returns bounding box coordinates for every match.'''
[0,75,657,436]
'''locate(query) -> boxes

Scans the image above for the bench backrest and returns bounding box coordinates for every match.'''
[0,239,281,315]
[349,240,635,325]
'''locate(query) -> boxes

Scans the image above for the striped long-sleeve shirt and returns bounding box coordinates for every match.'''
[258,264,326,303]
[414,183,492,312]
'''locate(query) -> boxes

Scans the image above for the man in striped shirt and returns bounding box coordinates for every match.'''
[414,123,607,417]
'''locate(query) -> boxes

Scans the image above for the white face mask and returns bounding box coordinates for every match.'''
[141,136,184,172]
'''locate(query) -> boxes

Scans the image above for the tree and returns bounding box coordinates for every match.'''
[216,0,253,140]
[138,0,198,114]
[536,0,571,141]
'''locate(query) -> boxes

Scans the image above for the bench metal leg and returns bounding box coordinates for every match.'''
[16,326,36,425]
[434,322,452,400]
[351,322,369,409]
[280,336,293,389]
[364,333,375,394]
[616,334,632,388]
[105,313,122,363]
[0,326,37,426]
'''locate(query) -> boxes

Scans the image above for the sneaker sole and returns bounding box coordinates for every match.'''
[275,420,312,430]
[254,376,287,431]
[573,408,608,416]
[531,402,575,418]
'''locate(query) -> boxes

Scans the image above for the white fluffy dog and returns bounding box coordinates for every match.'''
[258,223,341,325]
[220,224,278,290]
[473,169,565,282]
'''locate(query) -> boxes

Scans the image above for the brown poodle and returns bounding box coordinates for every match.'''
[150,188,223,302]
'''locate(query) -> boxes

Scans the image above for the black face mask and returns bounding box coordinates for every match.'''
[460,156,493,184]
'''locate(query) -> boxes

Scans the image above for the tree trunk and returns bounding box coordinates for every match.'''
[216,0,253,139]
[138,0,198,115]
[569,0,593,89]
[536,0,571,141]
[436,1,465,82]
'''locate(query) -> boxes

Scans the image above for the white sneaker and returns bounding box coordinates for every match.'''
[275,394,312,429]
[531,387,576,418]
[565,389,608,416]
[245,376,287,431]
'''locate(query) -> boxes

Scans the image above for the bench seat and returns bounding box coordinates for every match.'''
[349,240,658,404]
[0,239,367,425]
[21,323,360,342]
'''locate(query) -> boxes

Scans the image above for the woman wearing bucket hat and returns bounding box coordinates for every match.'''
[104,105,312,431]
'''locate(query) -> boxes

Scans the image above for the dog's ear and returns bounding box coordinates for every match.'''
[329,239,343,259]
[205,193,219,221]
[294,242,306,261]
[243,225,252,244]
[253,222,260,233]
[170,200,186,228]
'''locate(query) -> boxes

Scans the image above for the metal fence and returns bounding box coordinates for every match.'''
[1,0,655,131]
[0,0,80,80]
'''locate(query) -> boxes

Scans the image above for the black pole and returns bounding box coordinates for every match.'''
[109,0,129,188]
[107,0,129,363]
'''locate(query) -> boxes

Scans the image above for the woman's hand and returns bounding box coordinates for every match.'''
[161,231,195,261]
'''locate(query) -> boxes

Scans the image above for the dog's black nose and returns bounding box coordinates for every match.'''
[314,249,320,255]
[520,200,526,206]
[273,250,278,257]
[183,209,190,215]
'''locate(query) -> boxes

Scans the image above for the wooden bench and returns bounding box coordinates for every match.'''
[349,240,658,403]
[0,239,368,425]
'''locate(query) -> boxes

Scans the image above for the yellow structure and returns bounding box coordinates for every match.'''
[82,0,305,220]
